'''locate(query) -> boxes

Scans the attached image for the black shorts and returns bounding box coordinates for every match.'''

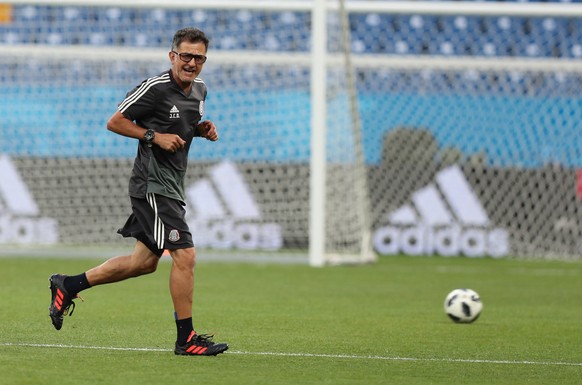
[117,193,194,257]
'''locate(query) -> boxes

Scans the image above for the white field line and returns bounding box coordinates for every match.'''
[1,342,581,367]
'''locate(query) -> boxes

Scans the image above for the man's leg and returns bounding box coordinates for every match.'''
[169,247,196,345]
[169,247,196,320]
[86,241,160,286]
[169,247,228,356]
[49,241,159,330]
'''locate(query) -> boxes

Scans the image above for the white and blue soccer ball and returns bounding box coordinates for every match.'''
[444,288,483,323]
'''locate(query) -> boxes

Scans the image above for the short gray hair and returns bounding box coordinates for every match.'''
[171,28,209,51]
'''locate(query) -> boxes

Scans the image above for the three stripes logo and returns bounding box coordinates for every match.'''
[373,165,509,258]
[169,105,180,119]
[0,155,58,244]
[185,160,282,250]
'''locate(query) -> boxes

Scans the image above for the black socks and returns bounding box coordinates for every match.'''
[63,273,91,296]
[176,317,194,345]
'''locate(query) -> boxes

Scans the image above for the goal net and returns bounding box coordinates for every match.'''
[1,1,582,263]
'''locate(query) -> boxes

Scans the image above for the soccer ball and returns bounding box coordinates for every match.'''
[444,288,483,323]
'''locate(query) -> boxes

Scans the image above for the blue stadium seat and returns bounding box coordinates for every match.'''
[349,13,394,53]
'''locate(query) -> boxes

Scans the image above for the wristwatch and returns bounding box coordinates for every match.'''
[143,129,155,147]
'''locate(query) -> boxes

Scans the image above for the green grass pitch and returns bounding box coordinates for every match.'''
[1,255,581,385]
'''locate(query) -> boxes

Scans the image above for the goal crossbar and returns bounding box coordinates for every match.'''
[6,0,582,17]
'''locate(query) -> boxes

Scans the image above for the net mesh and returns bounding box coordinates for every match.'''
[1,2,582,260]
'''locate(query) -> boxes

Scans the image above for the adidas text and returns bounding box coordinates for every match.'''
[0,214,58,244]
[188,219,282,250]
[186,161,283,251]
[0,155,59,244]
[375,165,510,258]
[373,225,509,258]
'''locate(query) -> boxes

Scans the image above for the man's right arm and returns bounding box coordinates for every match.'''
[106,111,185,152]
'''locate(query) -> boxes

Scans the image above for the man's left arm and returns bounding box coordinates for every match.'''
[196,120,219,141]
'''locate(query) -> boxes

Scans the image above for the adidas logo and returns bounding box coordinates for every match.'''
[373,165,509,258]
[185,160,282,250]
[0,155,58,244]
[169,105,180,119]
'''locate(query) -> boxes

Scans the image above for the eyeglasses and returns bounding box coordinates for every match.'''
[172,51,207,64]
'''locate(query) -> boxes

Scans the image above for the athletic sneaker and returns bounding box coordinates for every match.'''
[48,274,81,330]
[174,331,229,356]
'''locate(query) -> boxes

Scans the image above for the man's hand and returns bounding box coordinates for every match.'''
[153,133,186,152]
[107,111,186,153]
[197,120,219,141]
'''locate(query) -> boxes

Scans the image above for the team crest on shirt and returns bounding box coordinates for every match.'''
[199,101,204,116]
[169,229,180,242]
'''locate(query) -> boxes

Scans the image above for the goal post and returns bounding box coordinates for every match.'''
[2,1,582,263]
[310,0,377,266]
[309,0,327,266]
